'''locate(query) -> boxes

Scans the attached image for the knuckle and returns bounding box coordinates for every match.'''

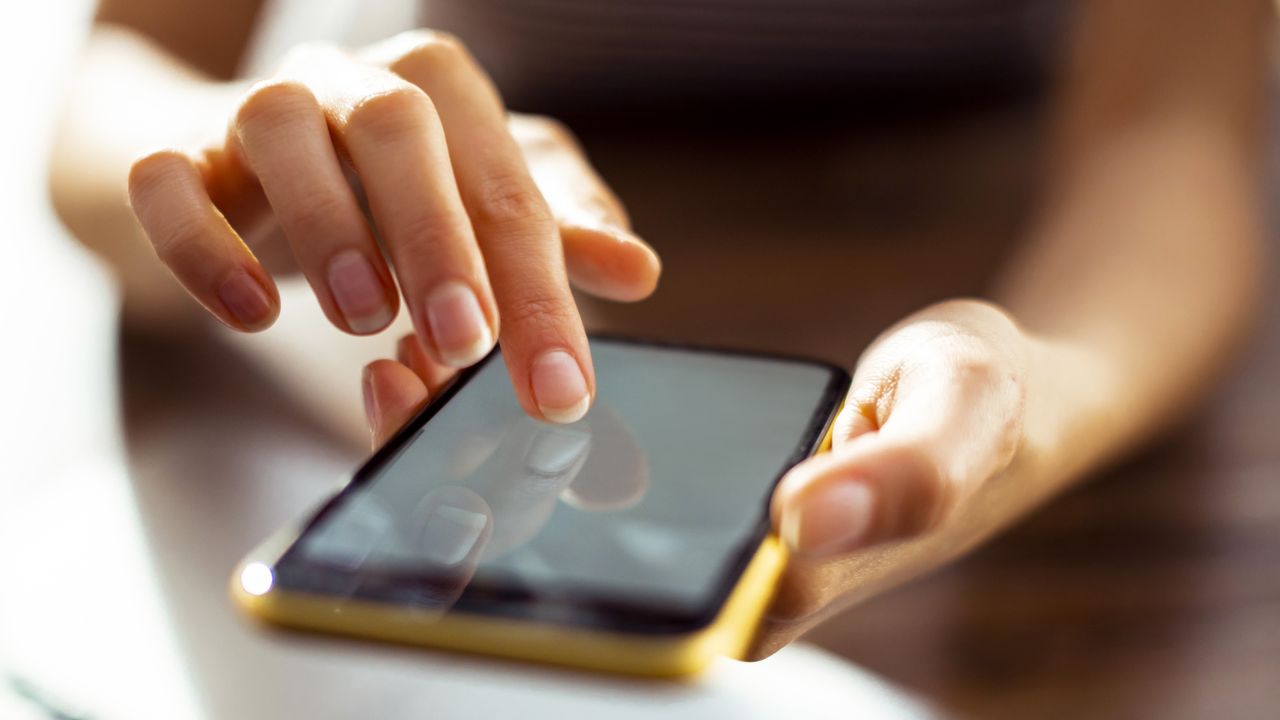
[287,191,353,238]
[392,214,456,260]
[945,347,1006,390]
[125,151,217,268]
[151,215,207,264]
[395,29,470,71]
[127,149,186,204]
[470,175,552,230]
[234,79,317,136]
[346,85,435,141]
[943,347,1025,440]
[500,292,578,331]
[909,325,1012,390]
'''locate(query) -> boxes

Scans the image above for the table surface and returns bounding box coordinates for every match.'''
[42,101,1280,719]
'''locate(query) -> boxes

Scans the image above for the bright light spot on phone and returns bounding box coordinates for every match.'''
[240,562,274,596]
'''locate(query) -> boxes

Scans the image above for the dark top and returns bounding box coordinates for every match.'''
[421,0,1067,115]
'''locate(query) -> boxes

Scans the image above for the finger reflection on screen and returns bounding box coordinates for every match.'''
[287,342,835,620]
[302,402,651,614]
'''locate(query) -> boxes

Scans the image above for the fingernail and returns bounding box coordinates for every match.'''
[419,504,488,566]
[782,480,874,556]
[530,350,590,423]
[425,280,494,367]
[217,270,273,329]
[328,250,392,334]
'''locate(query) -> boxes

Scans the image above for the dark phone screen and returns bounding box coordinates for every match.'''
[274,340,846,632]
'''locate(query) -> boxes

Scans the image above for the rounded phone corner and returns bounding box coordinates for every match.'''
[227,557,277,621]
[227,526,305,621]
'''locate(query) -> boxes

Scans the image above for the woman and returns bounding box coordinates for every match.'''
[50,0,1271,657]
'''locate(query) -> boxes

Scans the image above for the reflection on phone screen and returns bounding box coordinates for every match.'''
[284,341,840,626]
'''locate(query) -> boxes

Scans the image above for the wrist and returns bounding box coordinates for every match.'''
[1016,328,1123,496]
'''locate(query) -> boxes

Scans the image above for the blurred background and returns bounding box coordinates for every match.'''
[2,1,1278,718]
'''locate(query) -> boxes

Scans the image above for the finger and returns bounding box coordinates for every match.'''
[290,47,500,370]
[395,333,458,394]
[232,80,397,335]
[362,359,430,449]
[561,226,662,302]
[509,115,661,302]
[368,31,594,424]
[128,150,280,331]
[772,437,953,557]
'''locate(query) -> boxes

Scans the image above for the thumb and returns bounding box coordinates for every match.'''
[773,355,1021,557]
[772,432,954,558]
[773,301,1028,557]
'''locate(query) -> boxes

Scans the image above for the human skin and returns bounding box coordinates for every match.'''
[52,0,1271,657]
[55,11,661,425]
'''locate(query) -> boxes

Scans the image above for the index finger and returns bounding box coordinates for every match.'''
[369,31,595,424]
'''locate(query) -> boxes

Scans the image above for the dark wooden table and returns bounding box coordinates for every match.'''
[125,101,1280,719]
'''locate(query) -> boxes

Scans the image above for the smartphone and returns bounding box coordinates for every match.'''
[231,337,849,677]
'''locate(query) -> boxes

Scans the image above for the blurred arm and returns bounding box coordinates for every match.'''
[48,0,263,329]
[995,0,1272,480]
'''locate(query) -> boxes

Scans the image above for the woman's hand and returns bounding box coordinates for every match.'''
[126,30,660,423]
[750,299,1098,657]
[774,299,1029,557]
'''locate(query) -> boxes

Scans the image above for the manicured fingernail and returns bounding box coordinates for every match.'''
[782,480,874,556]
[530,350,590,423]
[328,250,392,334]
[217,270,273,329]
[425,280,494,367]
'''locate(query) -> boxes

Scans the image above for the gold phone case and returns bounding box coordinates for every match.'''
[232,531,787,678]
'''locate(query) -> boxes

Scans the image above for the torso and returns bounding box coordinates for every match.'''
[422,0,1065,115]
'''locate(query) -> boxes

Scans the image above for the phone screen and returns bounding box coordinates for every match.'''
[272,339,847,632]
